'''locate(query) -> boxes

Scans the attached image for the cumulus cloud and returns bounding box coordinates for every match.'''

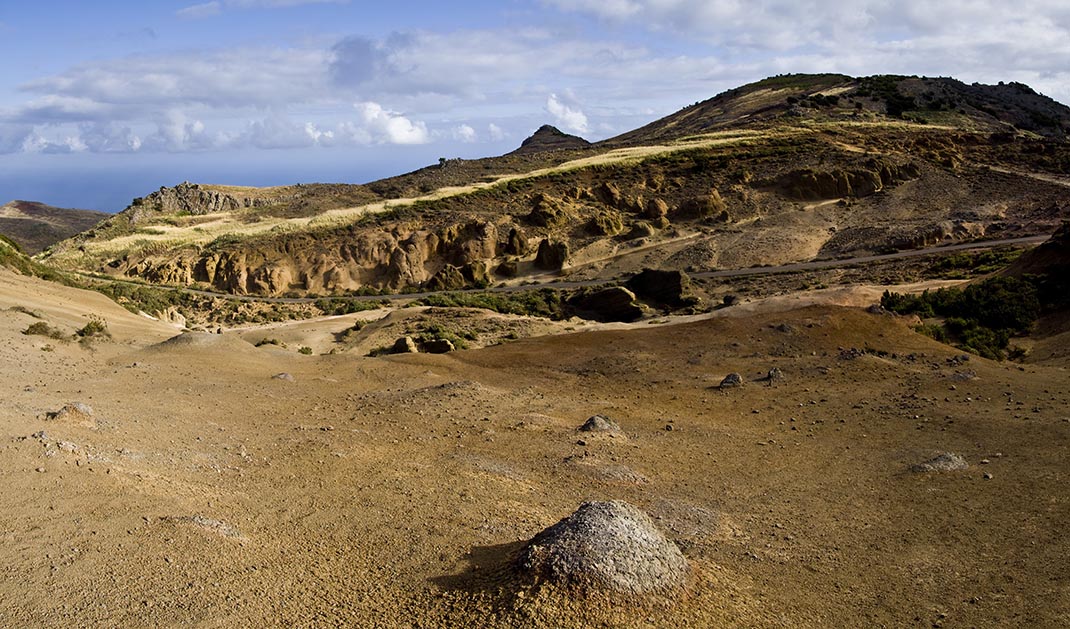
[546,93,589,134]
[355,102,429,144]
[452,124,477,143]
[488,123,506,142]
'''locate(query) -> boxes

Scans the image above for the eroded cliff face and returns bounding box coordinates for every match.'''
[114,218,513,296]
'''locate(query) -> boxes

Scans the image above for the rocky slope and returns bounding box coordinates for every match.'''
[38,74,1070,298]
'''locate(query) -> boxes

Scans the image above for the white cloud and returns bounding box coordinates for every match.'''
[488,123,505,142]
[178,0,344,18]
[546,93,589,134]
[452,124,477,143]
[355,102,429,145]
[176,2,222,19]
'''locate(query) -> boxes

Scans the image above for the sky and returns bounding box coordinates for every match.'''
[1,1,1069,211]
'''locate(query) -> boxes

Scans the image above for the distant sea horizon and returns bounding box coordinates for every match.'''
[0,144,488,213]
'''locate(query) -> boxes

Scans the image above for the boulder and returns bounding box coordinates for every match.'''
[426,265,466,291]
[569,287,643,322]
[515,500,689,594]
[719,373,744,389]
[423,338,455,354]
[626,269,696,308]
[578,415,621,433]
[586,210,624,236]
[392,336,419,354]
[625,221,656,240]
[534,239,570,271]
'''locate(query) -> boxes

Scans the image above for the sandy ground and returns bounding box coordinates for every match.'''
[1,268,1069,627]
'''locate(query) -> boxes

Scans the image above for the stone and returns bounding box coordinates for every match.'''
[719,373,745,389]
[911,452,969,473]
[626,269,696,308]
[578,415,620,433]
[568,287,643,322]
[423,338,455,354]
[272,372,296,382]
[392,337,419,354]
[515,500,689,595]
[534,239,570,271]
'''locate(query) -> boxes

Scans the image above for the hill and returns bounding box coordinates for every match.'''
[37,74,1070,301]
[0,200,110,254]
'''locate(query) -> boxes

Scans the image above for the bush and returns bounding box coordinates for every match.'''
[23,322,68,341]
[298,346,313,355]
[77,316,110,339]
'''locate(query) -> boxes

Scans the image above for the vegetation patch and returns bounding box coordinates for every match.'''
[23,321,68,341]
[881,276,1040,359]
[415,289,566,320]
[925,248,1023,279]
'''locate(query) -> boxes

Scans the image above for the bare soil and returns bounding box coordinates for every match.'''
[1,268,1068,627]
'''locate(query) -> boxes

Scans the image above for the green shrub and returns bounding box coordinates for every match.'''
[882,275,1040,360]
[77,316,110,339]
[298,346,313,355]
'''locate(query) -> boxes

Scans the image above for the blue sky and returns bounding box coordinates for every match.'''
[2,1,1069,211]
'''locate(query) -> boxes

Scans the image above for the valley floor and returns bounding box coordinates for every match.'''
[1,269,1068,627]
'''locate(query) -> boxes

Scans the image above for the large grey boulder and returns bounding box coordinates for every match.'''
[515,500,689,595]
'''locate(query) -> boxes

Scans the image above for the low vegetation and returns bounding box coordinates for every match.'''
[415,289,566,320]
[881,276,1041,359]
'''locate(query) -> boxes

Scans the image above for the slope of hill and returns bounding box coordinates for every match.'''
[37,74,1070,299]
[0,200,110,254]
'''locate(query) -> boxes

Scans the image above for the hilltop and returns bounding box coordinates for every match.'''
[0,200,109,254]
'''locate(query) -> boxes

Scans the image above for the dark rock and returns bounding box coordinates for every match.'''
[515,500,689,594]
[534,239,570,271]
[719,373,744,389]
[626,269,696,308]
[503,227,528,256]
[392,336,418,354]
[766,367,785,383]
[568,286,643,322]
[423,338,456,354]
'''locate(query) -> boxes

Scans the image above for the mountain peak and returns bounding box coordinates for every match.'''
[512,124,590,154]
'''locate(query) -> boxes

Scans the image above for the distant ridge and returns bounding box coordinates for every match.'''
[0,200,109,254]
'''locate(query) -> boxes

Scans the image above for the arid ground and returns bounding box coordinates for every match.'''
[2,267,1068,628]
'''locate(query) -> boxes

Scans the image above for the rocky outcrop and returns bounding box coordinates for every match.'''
[568,286,643,322]
[534,239,570,271]
[626,269,697,308]
[777,160,921,201]
[526,193,572,228]
[674,189,727,220]
[586,210,624,236]
[128,182,288,225]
